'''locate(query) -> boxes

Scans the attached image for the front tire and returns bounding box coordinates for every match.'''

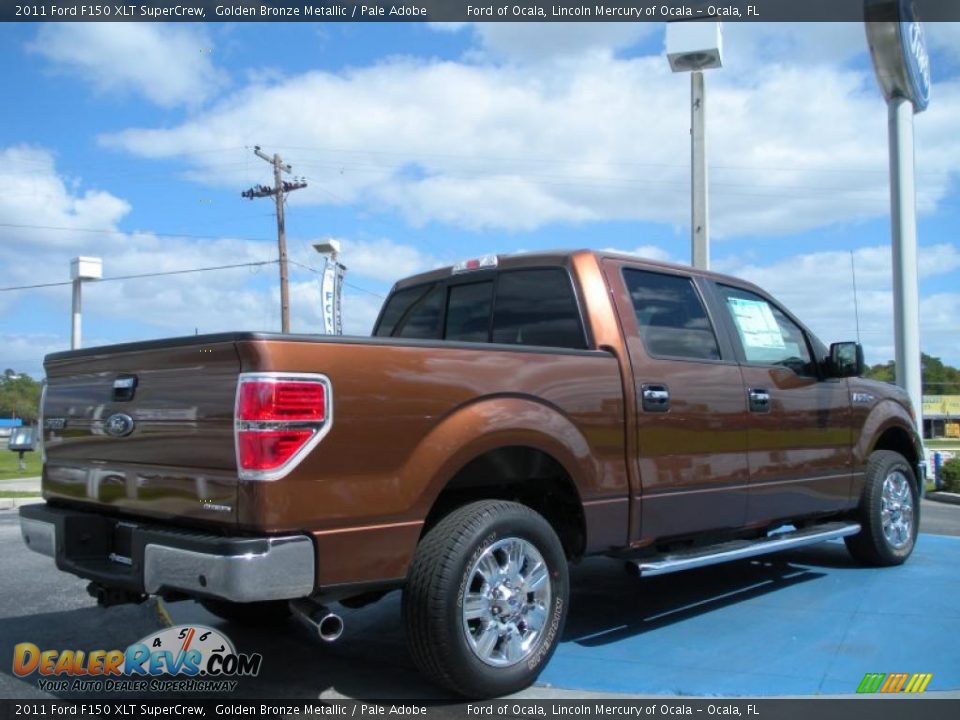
[403,500,569,698]
[845,450,919,566]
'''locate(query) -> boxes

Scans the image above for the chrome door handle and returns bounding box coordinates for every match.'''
[642,385,670,413]
[748,388,770,413]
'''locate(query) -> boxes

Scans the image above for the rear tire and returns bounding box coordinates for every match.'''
[844,450,919,566]
[199,598,291,626]
[403,500,569,698]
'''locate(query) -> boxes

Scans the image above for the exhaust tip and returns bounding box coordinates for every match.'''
[318,613,344,642]
[290,598,344,643]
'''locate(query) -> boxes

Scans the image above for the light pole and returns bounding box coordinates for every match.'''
[312,240,346,335]
[69,256,102,350]
[666,20,723,270]
[865,0,931,426]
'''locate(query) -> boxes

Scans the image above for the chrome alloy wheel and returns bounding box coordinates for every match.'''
[881,470,914,549]
[461,537,552,667]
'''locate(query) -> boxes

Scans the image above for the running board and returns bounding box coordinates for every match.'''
[630,521,861,578]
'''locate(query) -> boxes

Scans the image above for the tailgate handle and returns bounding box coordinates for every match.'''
[112,376,138,402]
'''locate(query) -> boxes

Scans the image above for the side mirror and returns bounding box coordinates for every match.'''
[828,342,864,378]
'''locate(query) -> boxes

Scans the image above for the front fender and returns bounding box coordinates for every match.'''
[855,399,922,469]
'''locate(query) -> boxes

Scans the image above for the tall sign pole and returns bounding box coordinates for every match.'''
[865,0,931,423]
[242,146,308,333]
[666,20,723,270]
[691,70,709,269]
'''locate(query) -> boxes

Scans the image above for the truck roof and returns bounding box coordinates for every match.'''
[393,249,763,294]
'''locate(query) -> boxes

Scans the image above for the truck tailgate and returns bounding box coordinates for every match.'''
[41,338,241,525]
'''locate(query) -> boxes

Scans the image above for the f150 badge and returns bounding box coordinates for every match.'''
[104,413,135,438]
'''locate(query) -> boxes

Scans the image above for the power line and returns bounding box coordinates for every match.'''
[0,222,274,244]
[0,260,278,293]
[287,259,385,299]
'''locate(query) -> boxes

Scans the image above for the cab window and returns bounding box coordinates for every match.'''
[623,269,721,361]
[719,285,816,377]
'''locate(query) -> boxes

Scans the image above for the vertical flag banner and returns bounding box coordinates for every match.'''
[321,259,336,335]
[334,262,345,336]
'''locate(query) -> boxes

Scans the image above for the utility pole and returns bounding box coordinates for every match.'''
[242,146,307,333]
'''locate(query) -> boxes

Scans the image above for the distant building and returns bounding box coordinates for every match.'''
[923,396,960,439]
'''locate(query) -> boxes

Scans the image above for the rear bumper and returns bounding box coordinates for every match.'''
[19,503,315,603]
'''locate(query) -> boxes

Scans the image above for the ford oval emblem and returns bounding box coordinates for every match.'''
[104,413,135,438]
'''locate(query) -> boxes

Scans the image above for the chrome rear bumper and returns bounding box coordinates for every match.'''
[20,503,315,603]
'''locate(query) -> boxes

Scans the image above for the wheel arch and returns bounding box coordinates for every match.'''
[422,445,587,560]
[401,396,602,561]
[856,400,923,474]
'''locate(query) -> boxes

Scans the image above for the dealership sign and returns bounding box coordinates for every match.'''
[865,0,931,112]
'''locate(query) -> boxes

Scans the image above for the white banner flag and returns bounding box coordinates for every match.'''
[320,260,336,335]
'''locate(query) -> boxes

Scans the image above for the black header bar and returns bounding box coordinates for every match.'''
[5,1,960,23]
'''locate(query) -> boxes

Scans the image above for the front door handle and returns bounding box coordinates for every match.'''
[748,388,770,413]
[642,384,670,413]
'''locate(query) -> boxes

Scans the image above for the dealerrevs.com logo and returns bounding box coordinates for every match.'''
[13,625,262,693]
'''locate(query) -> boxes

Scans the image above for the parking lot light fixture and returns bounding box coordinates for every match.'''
[666,20,723,270]
[69,256,102,350]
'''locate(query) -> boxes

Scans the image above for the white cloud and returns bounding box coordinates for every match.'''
[0,147,417,376]
[98,30,960,237]
[319,238,436,282]
[0,334,67,380]
[28,24,227,108]
[604,244,675,263]
[467,22,658,63]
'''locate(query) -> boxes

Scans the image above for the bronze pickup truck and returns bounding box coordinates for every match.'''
[20,250,925,697]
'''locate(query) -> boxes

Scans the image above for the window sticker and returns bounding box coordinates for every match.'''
[726,297,785,350]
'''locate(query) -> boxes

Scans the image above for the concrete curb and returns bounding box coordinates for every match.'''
[927,491,960,506]
[0,497,42,512]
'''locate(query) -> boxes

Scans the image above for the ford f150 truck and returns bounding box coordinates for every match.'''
[20,250,925,697]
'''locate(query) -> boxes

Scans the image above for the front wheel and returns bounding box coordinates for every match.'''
[403,500,569,698]
[845,450,919,566]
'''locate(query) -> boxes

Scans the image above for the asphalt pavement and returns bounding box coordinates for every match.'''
[1,501,958,700]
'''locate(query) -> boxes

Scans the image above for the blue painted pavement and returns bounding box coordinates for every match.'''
[539,533,959,696]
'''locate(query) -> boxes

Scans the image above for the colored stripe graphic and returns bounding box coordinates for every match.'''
[909,674,933,693]
[857,673,886,693]
[857,672,931,693]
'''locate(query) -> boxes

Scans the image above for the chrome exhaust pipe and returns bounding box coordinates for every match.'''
[290,598,344,642]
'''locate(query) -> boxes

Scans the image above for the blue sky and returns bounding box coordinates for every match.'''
[1,20,959,379]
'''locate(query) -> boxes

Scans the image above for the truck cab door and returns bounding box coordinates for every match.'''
[708,282,853,525]
[603,261,750,545]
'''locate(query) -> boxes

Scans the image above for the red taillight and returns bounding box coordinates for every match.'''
[237,381,326,422]
[235,374,331,480]
[238,430,313,471]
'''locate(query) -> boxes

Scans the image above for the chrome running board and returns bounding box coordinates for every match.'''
[631,521,861,578]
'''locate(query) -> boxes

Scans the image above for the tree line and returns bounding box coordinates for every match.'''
[0,369,42,423]
[863,354,960,395]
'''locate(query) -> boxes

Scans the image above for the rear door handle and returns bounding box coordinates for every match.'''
[642,384,670,413]
[748,388,770,413]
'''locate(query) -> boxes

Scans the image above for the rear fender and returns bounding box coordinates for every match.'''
[401,396,598,518]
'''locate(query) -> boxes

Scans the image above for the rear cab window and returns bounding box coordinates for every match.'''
[374,267,587,350]
[622,268,721,361]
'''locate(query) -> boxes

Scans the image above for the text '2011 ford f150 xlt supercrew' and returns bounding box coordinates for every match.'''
[20,250,924,697]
